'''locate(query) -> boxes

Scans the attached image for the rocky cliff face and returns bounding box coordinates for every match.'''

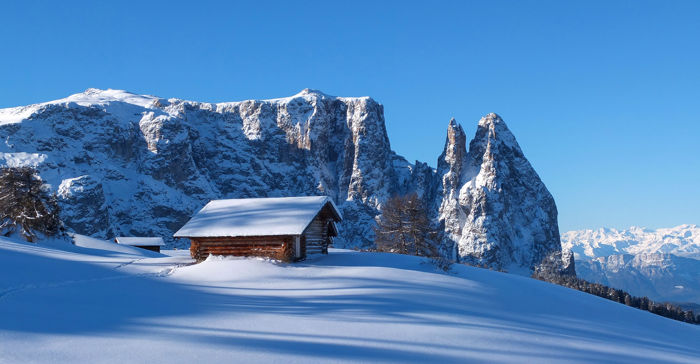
[0,88,563,273]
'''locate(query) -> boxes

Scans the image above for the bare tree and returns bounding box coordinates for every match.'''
[374,194,408,254]
[374,192,442,259]
[0,166,61,242]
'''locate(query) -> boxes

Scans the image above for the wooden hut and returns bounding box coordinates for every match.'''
[114,237,165,253]
[173,196,342,262]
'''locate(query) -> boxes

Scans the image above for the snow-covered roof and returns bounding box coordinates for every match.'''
[115,237,165,246]
[173,196,342,238]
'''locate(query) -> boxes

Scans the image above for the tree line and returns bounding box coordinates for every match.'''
[532,268,699,325]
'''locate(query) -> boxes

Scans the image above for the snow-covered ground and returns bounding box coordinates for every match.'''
[1,237,699,363]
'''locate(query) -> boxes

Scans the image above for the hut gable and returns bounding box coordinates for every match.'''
[302,203,339,256]
[174,196,342,262]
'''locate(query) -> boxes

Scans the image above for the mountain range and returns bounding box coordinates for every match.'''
[0,88,564,273]
[563,225,700,304]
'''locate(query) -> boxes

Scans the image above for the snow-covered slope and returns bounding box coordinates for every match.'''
[563,225,700,304]
[0,88,563,273]
[0,235,190,293]
[0,237,698,363]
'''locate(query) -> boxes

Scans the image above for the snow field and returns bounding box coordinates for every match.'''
[0,237,699,363]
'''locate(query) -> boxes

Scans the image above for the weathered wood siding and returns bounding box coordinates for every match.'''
[189,236,291,262]
[302,214,333,256]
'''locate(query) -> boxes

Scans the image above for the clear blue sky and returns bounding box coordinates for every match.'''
[1,1,699,232]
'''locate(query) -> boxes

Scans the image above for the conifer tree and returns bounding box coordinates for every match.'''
[0,166,61,242]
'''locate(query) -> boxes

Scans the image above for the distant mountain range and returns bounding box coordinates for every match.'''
[563,225,700,304]
[0,88,565,274]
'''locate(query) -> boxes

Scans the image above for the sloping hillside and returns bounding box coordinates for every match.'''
[0,238,698,363]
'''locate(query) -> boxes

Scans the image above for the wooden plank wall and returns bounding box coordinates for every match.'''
[135,245,161,253]
[303,214,332,256]
[190,236,291,261]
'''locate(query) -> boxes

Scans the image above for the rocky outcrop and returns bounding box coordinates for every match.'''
[0,89,564,273]
[436,118,468,248]
[57,175,111,237]
[562,250,577,276]
[436,113,563,272]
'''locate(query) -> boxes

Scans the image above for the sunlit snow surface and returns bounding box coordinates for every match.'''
[114,237,165,247]
[0,237,699,363]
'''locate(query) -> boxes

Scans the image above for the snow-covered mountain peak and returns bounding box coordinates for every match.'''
[680,223,699,229]
[260,88,343,104]
[477,112,502,126]
[436,112,563,272]
[60,88,160,108]
[295,88,332,98]
[445,118,465,139]
[472,112,521,152]
[563,224,700,260]
[0,88,164,126]
[440,118,467,167]
[476,113,512,132]
[564,225,700,305]
[83,88,104,95]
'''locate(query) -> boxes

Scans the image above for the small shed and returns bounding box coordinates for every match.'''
[114,237,165,253]
[173,196,342,262]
